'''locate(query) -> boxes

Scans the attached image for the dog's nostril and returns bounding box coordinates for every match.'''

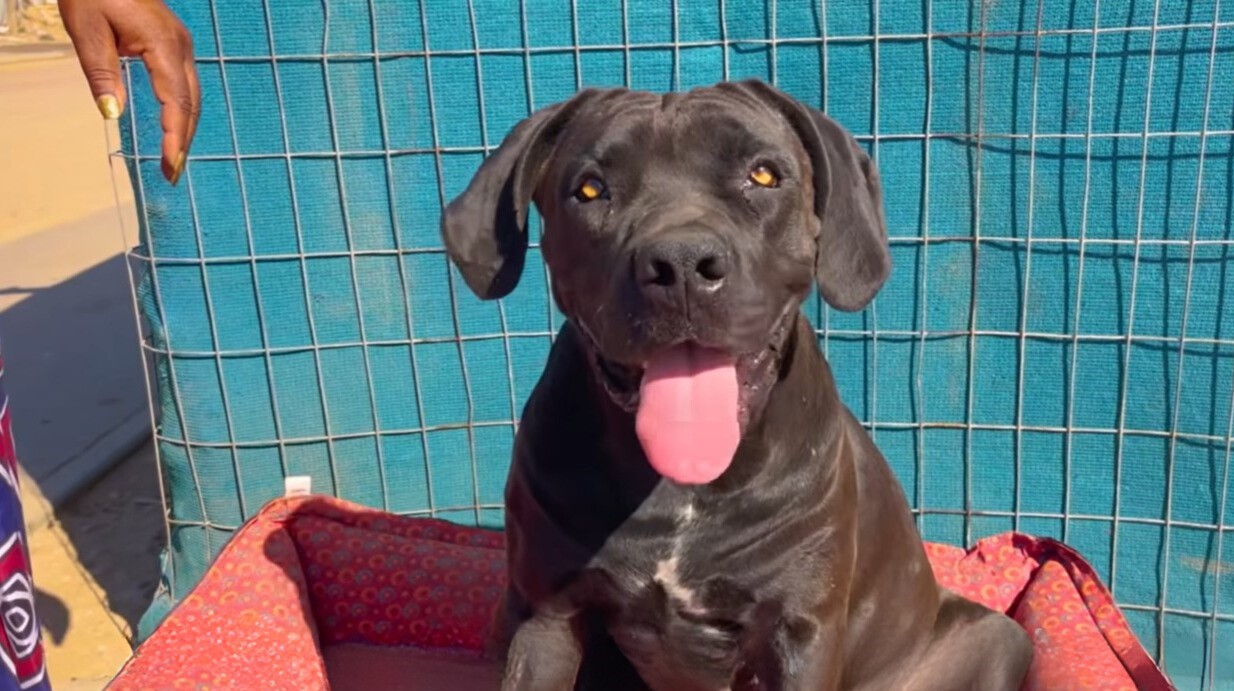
[648,259,677,287]
[635,235,730,292]
[696,255,728,283]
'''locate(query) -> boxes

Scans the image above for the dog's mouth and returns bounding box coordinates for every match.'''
[576,304,798,484]
[580,304,797,414]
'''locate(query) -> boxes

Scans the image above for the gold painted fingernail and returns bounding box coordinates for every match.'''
[96,94,123,120]
[169,151,187,186]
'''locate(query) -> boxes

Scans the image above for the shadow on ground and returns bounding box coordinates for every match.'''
[33,586,68,645]
[0,239,165,655]
[47,440,166,639]
[0,239,149,509]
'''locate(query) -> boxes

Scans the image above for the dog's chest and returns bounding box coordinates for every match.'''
[595,503,763,689]
[643,503,710,613]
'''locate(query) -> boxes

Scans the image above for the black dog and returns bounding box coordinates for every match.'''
[442,80,1032,691]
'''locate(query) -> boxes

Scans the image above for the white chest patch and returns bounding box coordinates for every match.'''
[679,503,697,525]
[646,499,708,615]
[654,554,703,613]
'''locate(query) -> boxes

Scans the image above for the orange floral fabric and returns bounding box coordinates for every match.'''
[111,497,1171,690]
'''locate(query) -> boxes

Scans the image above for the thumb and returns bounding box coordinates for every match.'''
[63,11,127,119]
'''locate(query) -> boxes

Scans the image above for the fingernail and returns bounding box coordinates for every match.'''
[169,151,187,186]
[96,94,122,120]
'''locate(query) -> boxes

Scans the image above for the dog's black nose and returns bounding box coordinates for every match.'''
[635,232,731,296]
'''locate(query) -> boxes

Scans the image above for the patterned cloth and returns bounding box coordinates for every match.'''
[0,340,51,691]
[111,495,1172,691]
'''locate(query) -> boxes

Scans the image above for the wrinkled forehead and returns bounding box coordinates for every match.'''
[555,89,800,168]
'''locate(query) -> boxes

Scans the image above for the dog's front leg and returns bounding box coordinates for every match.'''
[501,613,582,691]
[739,615,845,691]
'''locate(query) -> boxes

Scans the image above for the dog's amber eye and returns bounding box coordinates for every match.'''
[748,165,779,188]
[575,177,606,202]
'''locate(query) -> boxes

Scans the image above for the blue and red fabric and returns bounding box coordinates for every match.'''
[0,341,51,691]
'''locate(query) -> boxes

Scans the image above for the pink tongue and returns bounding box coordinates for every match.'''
[635,345,741,485]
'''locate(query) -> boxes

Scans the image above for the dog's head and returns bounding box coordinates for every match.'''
[443,81,889,483]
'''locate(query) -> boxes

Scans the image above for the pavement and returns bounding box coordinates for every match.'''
[1,205,149,522]
[0,39,73,66]
[29,444,163,690]
[0,49,128,244]
[0,44,147,517]
[1,47,160,689]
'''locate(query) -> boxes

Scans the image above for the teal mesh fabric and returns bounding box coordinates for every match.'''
[118,1,1234,686]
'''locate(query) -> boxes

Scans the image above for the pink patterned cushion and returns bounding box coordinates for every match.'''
[110,497,1171,690]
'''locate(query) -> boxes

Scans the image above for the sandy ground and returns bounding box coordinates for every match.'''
[31,445,164,689]
[0,201,148,514]
[0,53,132,246]
[0,37,148,515]
[0,39,162,690]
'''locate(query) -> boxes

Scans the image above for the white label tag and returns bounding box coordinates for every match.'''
[284,475,312,498]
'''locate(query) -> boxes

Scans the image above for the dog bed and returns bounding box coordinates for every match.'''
[107,496,1172,690]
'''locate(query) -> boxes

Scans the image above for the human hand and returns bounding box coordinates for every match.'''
[60,0,200,185]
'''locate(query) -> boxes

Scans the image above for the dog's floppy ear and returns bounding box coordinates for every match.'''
[441,91,598,300]
[727,80,890,312]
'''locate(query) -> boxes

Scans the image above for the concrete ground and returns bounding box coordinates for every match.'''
[0,28,146,510]
[30,445,163,690]
[1,39,165,690]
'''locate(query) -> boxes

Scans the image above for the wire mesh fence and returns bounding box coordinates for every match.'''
[112,0,1233,686]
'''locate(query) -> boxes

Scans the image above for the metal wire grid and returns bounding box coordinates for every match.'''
[110,0,1234,684]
